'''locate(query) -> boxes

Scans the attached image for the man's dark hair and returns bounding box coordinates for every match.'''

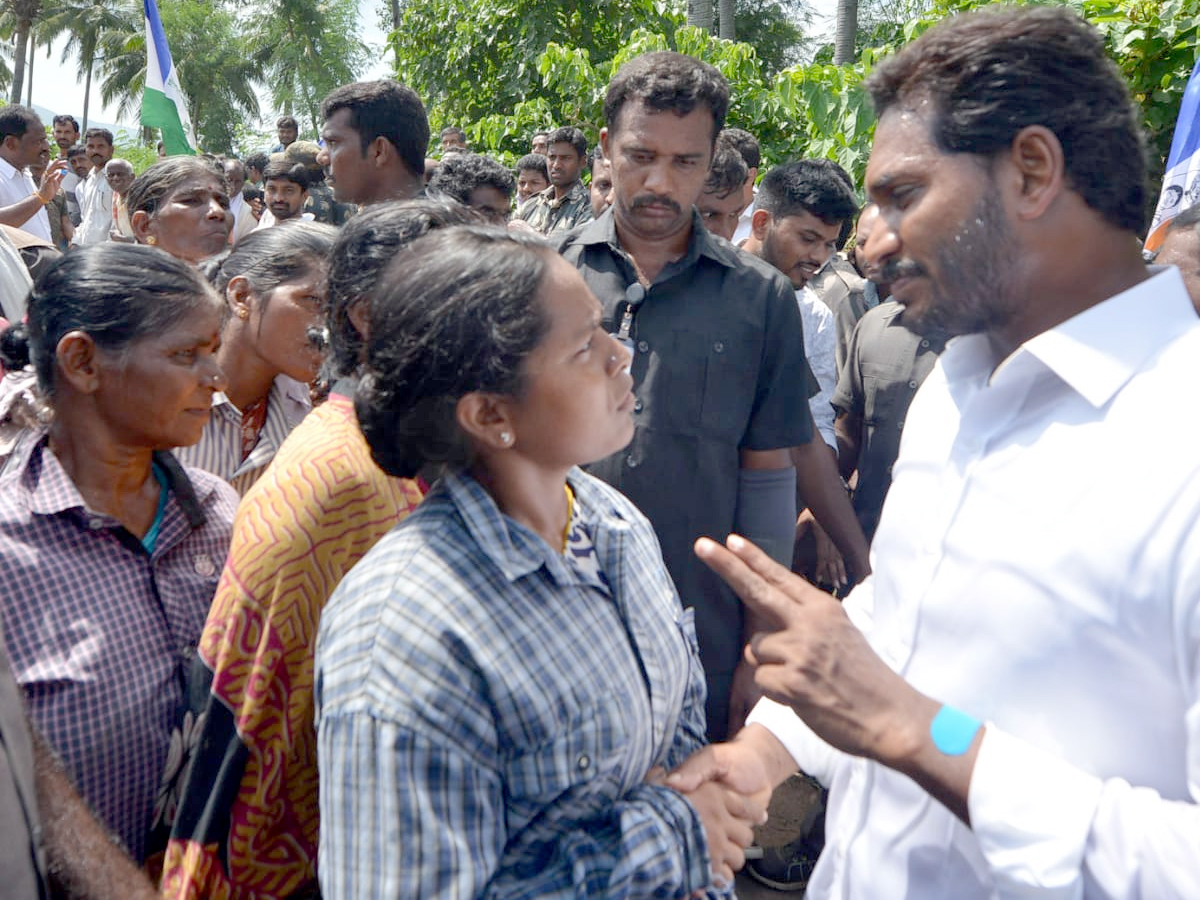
[223,158,247,181]
[320,79,429,177]
[52,114,80,133]
[807,157,858,248]
[0,105,40,142]
[547,126,587,158]
[441,125,466,141]
[84,127,114,146]
[721,127,760,170]
[245,151,269,173]
[866,5,1148,234]
[263,159,310,190]
[67,146,88,161]
[757,159,859,229]
[1166,203,1200,235]
[515,153,548,178]
[604,51,729,143]
[325,198,479,380]
[704,136,748,197]
[428,152,515,204]
[277,114,298,130]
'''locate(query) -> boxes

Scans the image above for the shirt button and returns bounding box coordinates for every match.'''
[88,517,105,529]
[577,754,590,771]
[908,380,918,389]
[633,399,644,413]
[637,340,649,353]
[920,339,930,348]
[897,420,904,430]
[626,455,639,469]
[713,341,725,353]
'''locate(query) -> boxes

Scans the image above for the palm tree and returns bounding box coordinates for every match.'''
[834,0,858,64]
[5,0,41,102]
[40,0,139,132]
[687,0,713,32]
[717,0,735,39]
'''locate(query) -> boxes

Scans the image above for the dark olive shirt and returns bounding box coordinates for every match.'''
[832,300,946,543]
[558,210,816,738]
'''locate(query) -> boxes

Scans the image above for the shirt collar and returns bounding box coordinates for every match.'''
[0,155,22,181]
[572,207,742,272]
[17,433,208,528]
[942,266,1196,408]
[440,467,635,584]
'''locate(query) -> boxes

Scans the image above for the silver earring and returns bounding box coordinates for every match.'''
[500,431,512,445]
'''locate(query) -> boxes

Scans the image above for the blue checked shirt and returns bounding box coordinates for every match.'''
[316,468,728,900]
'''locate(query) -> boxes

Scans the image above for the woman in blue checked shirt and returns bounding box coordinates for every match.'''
[315,226,767,899]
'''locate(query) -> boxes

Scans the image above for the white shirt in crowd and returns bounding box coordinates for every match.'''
[750,267,1200,899]
[0,155,51,243]
[75,168,113,245]
[797,284,838,451]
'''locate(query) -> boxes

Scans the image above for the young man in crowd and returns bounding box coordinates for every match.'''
[428,152,515,225]
[273,114,299,152]
[517,125,593,235]
[724,126,761,244]
[695,134,748,243]
[74,127,115,245]
[316,79,429,206]
[587,145,613,218]
[558,52,868,743]
[259,159,311,227]
[513,152,549,212]
[670,8,1200,897]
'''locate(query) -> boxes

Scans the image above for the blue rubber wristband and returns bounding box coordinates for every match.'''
[930,705,981,756]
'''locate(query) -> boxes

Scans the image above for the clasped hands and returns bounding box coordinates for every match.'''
[658,532,920,892]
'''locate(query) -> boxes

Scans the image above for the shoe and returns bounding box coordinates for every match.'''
[744,785,826,892]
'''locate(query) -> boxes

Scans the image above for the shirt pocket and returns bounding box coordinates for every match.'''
[502,702,626,823]
[13,616,104,689]
[667,330,759,442]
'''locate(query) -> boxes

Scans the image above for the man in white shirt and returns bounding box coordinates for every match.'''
[669,7,1200,898]
[74,127,115,245]
[0,106,64,243]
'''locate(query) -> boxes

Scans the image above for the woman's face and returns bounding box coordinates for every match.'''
[242,267,327,384]
[144,174,232,263]
[92,297,227,449]
[503,254,635,469]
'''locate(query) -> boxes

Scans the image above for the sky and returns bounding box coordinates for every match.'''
[34,0,838,132]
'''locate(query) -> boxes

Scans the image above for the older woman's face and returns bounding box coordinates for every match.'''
[94,297,226,449]
[145,174,232,263]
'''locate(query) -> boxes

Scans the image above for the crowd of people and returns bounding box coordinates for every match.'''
[0,5,1196,899]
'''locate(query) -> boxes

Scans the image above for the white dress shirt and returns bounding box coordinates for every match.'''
[75,168,113,245]
[732,195,756,246]
[797,284,838,451]
[750,267,1200,899]
[0,155,51,242]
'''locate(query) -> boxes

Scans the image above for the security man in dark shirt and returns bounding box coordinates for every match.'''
[558,52,869,740]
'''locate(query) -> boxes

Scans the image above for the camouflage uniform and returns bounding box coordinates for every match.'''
[515,181,593,236]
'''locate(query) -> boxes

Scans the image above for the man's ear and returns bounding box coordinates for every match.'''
[455,391,517,451]
[370,136,393,169]
[751,208,773,242]
[599,127,610,162]
[55,330,103,395]
[1006,125,1065,222]
[131,208,153,243]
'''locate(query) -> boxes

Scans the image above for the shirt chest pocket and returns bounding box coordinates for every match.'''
[662,331,760,441]
[501,703,628,824]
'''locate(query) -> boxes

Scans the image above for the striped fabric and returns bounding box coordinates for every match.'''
[315,467,728,900]
[161,388,424,900]
[174,375,311,497]
[0,435,236,861]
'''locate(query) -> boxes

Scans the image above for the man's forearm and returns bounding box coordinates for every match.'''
[790,441,869,578]
[0,195,47,231]
[31,730,160,900]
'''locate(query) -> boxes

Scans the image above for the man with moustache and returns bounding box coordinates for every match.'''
[0,106,64,243]
[74,128,115,245]
[258,160,311,228]
[558,52,868,743]
[51,114,82,226]
[669,8,1200,898]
